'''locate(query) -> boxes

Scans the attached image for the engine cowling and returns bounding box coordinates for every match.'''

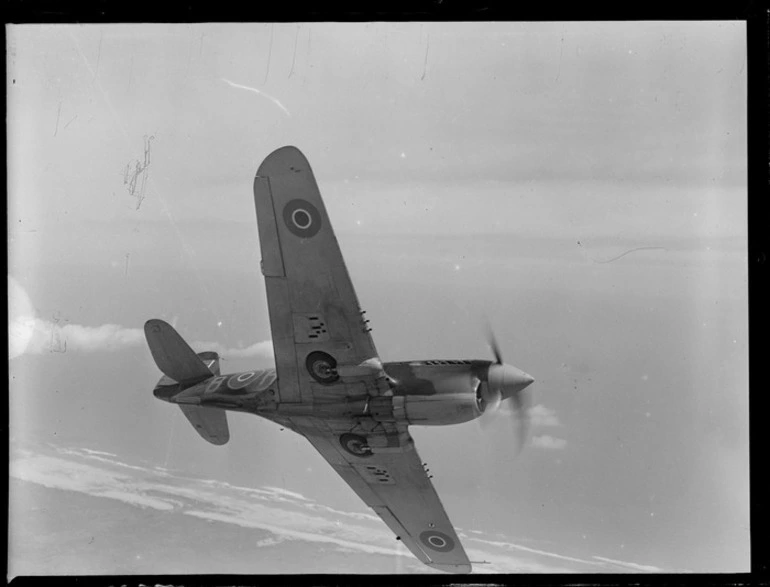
[394,391,482,426]
[389,370,483,426]
[372,359,533,426]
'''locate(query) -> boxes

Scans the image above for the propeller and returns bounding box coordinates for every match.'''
[478,325,534,453]
[485,322,504,366]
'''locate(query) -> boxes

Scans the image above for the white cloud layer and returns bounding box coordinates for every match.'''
[192,340,274,360]
[529,404,561,427]
[9,273,273,361]
[8,315,274,362]
[531,435,568,450]
[593,555,664,572]
[9,445,667,574]
[8,316,145,358]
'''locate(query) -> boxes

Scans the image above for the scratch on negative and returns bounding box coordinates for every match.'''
[222,78,291,117]
[94,32,103,81]
[54,102,62,136]
[421,35,430,81]
[264,24,274,84]
[303,29,312,87]
[592,246,667,264]
[289,25,299,78]
[128,53,134,91]
[555,36,564,82]
[124,135,154,210]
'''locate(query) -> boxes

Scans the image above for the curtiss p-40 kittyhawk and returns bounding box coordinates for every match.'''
[145,146,534,574]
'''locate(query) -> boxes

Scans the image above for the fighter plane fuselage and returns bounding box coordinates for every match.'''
[152,359,509,429]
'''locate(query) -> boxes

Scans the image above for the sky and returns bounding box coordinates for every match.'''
[7,22,748,576]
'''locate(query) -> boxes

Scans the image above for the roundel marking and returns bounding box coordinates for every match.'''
[419,530,455,553]
[339,433,374,458]
[292,209,312,229]
[205,375,227,394]
[283,199,322,238]
[228,371,257,390]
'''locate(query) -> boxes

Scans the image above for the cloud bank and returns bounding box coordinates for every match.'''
[8,315,274,362]
[9,316,145,358]
[593,556,663,572]
[9,275,274,361]
[529,404,561,427]
[9,445,666,574]
[192,340,274,360]
[531,435,568,450]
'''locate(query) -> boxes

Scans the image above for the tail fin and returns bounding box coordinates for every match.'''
[144,319,214,385]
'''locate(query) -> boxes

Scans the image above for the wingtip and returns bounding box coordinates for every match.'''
[427,562,473,574]
[256,145,310,177]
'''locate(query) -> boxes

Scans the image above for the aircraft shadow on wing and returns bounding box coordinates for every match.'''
[144,146,534,574]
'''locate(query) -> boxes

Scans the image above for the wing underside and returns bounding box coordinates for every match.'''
[253,147,389,404]
[291,417,472,573]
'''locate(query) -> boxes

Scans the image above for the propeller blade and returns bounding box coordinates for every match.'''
[510,390,531,455]
[484,323,504,365]
[478,319,535,455]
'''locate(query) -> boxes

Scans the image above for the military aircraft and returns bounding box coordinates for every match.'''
[144,146,534,574]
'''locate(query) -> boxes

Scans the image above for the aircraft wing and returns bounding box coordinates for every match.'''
[254,146,389,403]
[291,416,472,574]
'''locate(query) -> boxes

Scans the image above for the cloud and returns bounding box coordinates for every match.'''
[79,448,119,458]
[8,315,272,362]
[8,444,669,574]
[256,536,291,548]
[529,404,561,427]
[8,316,146,358]
[498,404,560,427]
[9,273,273,361]
[193,340,274,360]
[262,486,314,502]
[11,446,406,564]
[593,556,663,573]
[8,278,150,358]
[467,536,604,568]
[531,435,567,450]
[10,451,177,512]
[62,322,146,351]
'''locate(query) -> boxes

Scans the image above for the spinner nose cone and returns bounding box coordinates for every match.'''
[518,369,535,388]
[487,364,535,399]
[504,365,535,394]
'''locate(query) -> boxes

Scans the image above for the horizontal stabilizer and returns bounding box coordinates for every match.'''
[144,319,214,384]
[178,404,230,445]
